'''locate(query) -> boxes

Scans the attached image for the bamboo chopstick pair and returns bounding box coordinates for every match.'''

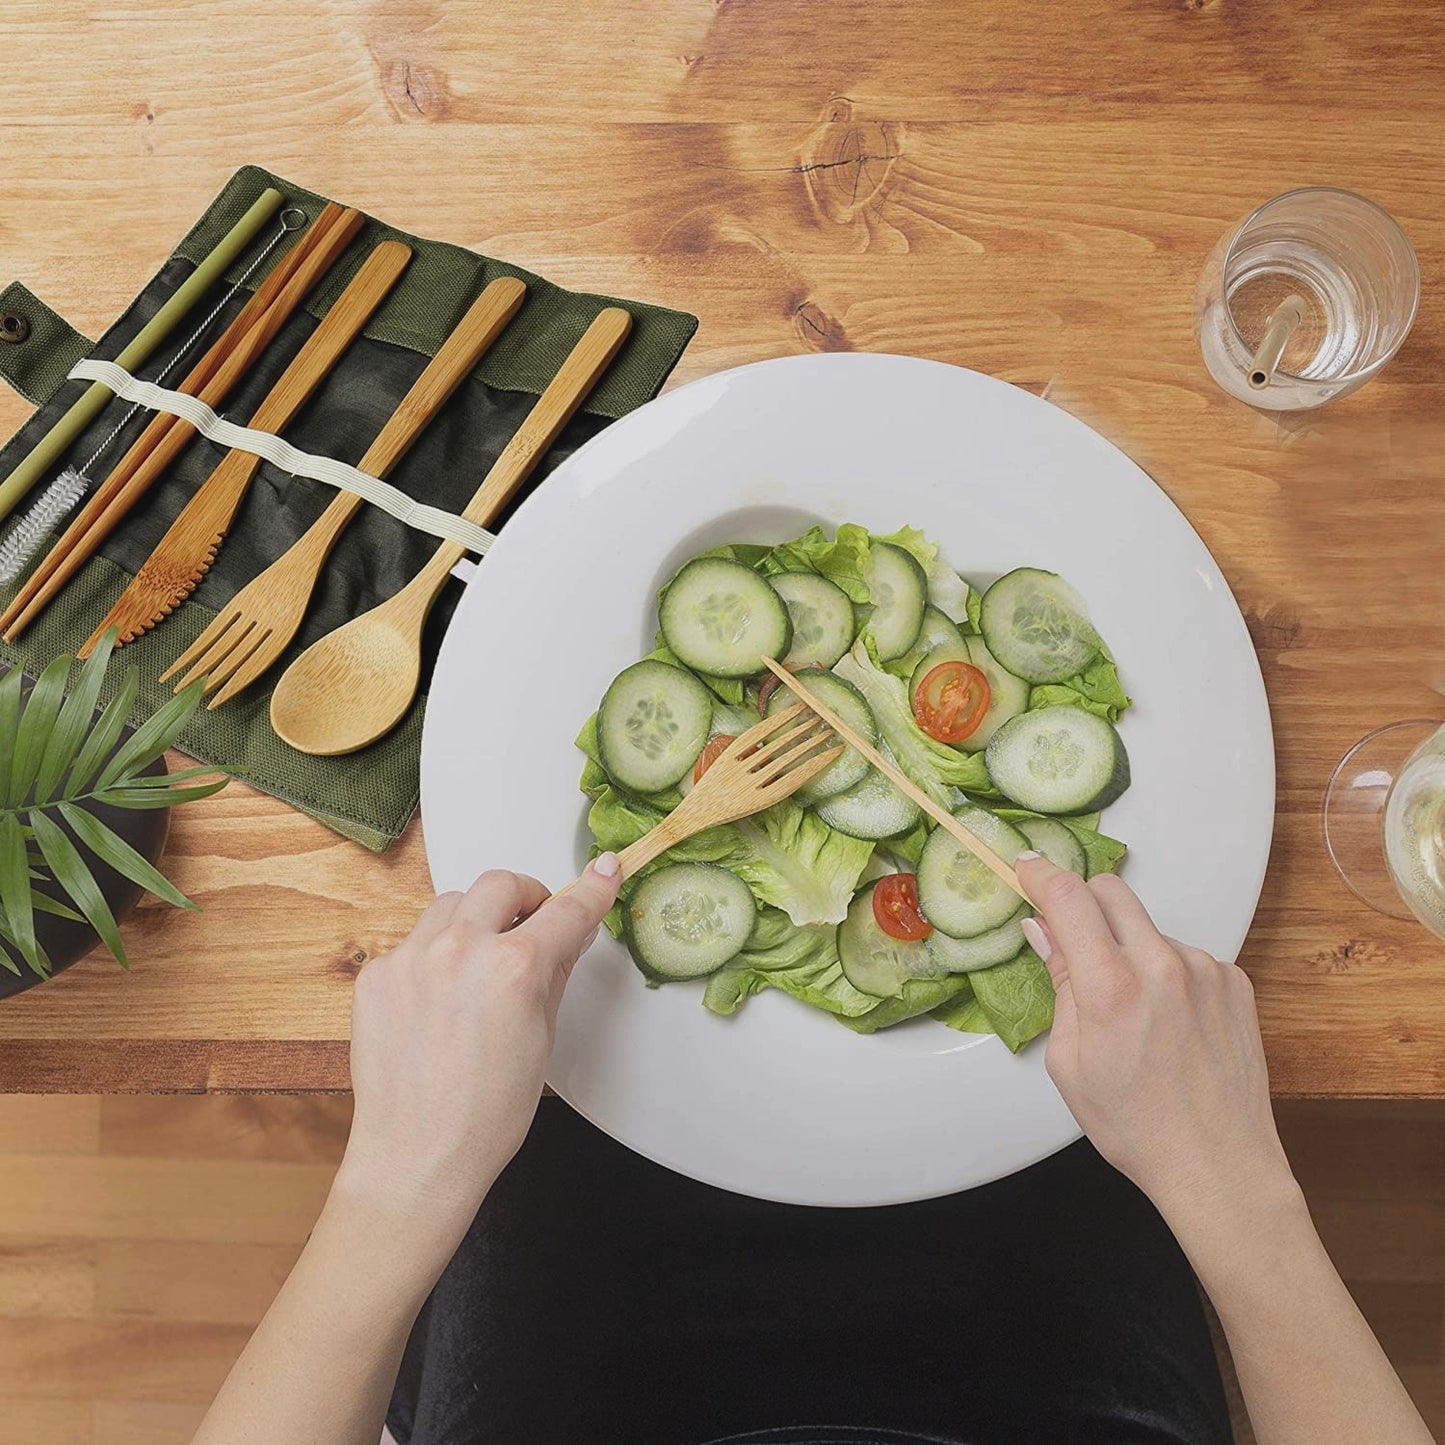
[0,201,365,643]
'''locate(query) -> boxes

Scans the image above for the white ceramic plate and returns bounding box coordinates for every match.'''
[421,354,1274,1207]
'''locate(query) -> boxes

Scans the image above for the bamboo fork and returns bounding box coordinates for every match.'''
[267,306,633,756]
[159,275,529,703]
[555,703,845,896]
[760,657,1028,901]
[0,202,364,642]
[77,239,414,656]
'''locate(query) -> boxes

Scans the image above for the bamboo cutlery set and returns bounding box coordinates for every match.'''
[0,198,633,756]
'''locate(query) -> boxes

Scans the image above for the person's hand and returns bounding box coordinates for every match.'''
[1016,853,1298,1235]
[334,855,622,1244]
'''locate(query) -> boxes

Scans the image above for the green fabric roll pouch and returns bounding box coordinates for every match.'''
[0,166,697,850]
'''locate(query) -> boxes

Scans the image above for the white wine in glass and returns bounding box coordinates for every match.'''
[1325,720,1445,937]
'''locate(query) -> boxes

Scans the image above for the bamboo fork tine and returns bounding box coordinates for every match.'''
[552,705,846,896]
[760,657,1028,901]
[158,275,529,700]
[0,203,363,643]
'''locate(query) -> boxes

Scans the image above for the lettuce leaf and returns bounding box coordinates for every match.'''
[834,641,994,807]
[759,523,872,603]
[963,948,1055,1051]
[925,563,972,626]
[930,988,993,1035]
[1028,654,1131,722]
[837,971,976,1033]
[703,908,878,1019]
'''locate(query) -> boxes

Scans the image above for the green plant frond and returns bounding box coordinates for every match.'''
[30,888,84,923]
[94,679,206,793]
[1,649,224,981]
[58,802,198,912]
[91,781,229,810]
[0,811,37,972]
[33,630,115,804]
[6,654,72,809]
[0,667,22,760]
[28,810,128,969]
[108,766,226,789]
[66,667,139,796]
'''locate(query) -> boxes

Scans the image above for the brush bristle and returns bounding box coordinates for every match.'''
[0,469,89,587]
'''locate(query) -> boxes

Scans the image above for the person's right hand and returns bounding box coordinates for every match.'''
[1016,853,1298,1232]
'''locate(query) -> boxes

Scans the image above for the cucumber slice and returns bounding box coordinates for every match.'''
[765,671,874,800]
[771,572,856,670]
[598,660,713,794]
[864,542,928,662]
[837,882,944,998]
[624,864,756,982]
[925,906,1029,973]
[894,606,965,677]
[660,557,792,678]
[1014,815,1087,875]
[985,706,1130,814]
[958,636,1032,753]
[815,756,923,839]
[917,807,1030,938]
[979,568,1099,684]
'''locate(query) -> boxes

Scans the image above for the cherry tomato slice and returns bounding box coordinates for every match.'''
[873,873,933,941]
[693,735,737,783]
[912,660,991,744]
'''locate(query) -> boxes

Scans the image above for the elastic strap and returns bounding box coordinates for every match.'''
[69,359,497,556]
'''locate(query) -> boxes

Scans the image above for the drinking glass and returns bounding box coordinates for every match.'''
[1197,187,1419,411]
[1324,720,1445,937]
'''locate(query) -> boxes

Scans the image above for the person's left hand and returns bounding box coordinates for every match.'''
[334,855,622,1245]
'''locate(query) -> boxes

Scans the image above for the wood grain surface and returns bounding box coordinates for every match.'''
[0,0,1442,1095]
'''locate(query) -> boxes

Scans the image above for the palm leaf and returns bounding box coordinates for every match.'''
[94,680,205,793]
[105,765,227,789]
[58,801,198,912]
[91,781,229,810]
[0,667,22,762]
[30,888,83,923]
[34,631,114,803]
[6,654,71,807]
[66,667,139,795]
[0,812,36,972]
[28,809,127,968]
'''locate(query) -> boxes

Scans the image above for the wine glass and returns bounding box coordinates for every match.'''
[1324,721,1445,937]
[1196,187,1419,411]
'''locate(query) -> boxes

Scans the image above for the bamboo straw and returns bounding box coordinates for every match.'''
[0,188,286,525]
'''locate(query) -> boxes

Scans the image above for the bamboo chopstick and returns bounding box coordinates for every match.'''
[760,657,1029,902]
[0,203,363,642]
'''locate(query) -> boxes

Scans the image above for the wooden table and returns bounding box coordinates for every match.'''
[1,0,1441,1096]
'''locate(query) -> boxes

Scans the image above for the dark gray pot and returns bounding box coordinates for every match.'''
[0,667,170,999]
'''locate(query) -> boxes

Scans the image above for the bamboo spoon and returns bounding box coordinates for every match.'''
[159,275,529,703]
[0,202,364,642]
[78,239,414,656]
[760,657,1029,901]
[269,306,633,756]
[551,703,845,900]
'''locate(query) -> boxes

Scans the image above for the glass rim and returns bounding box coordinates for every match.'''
[1322,717,1444,917]
[1221,186,1421,386]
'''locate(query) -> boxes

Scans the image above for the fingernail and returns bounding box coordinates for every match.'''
[593,852,620,878]
[1021,915,1052,961]
[1016,850,1042,862]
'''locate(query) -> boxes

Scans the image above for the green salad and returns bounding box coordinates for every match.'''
[575,523,1131,1052]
